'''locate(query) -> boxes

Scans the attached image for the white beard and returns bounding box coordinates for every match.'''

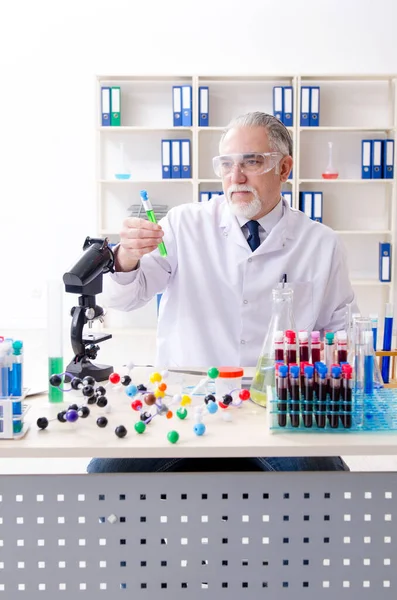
[225,184,263,219]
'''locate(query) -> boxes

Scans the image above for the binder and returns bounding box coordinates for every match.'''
[309,86,320,127]
[161,140,172,179]
[372,139,382,179]
[199,192,211,202]
[300,87,311,126]
[182,85,192,126]
[288,168,293,180]
[281,191,292,208]
[379,243,391,282]
[361,140,372,179]
[273,86,283,122]
[171,140,181,178]
[172,86,182,127]
[299,192,313,218]
[101,87,111,126]
[181,139,191,178]
[383,139,394,179]
[283,86,293,126]
[110,86,121,126]
[312,192,323,222]
[209,192,222,199]
[199,86,209,126]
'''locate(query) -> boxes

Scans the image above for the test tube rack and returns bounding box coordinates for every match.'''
[0,390,30,439]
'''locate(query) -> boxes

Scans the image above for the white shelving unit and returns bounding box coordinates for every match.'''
[96,74,397,329]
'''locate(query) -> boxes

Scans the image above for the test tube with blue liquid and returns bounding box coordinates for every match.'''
[381,304,393,384]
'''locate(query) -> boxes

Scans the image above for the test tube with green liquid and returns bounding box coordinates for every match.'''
[140,190,167,256]
[47,280,64,403]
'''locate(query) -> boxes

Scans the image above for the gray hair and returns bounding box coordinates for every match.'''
[219,111,293,157]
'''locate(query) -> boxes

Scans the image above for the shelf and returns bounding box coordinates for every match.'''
[351,280,392,286]
[199,126,294,133]
[300,126,395,132]
[99,179,193,184]
[299,179,394,184]
[98,126,193,132]
[336,230,392,235]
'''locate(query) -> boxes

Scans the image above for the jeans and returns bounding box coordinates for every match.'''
[87,456,349,473]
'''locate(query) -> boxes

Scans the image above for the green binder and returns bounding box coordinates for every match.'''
[111,86,121,126]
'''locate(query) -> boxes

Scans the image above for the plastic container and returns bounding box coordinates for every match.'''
[215,367,244,397]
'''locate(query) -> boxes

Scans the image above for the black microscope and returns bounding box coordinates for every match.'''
[63,237,115,381]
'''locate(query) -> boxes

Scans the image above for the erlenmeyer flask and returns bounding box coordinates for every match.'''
[322,141,339,179]
[250,287,297,407]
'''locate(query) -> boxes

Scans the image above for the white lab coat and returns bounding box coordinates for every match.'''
[104,197,356,367]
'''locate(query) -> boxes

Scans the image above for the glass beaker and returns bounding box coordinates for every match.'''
[250,287,297,407]
[353,317,383,394]
[115,143,131,180]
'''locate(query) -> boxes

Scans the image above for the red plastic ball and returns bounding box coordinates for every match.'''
[131,400,143,411]
[218,401,228,409]
[239,389,251,401]
[109,372,121,384]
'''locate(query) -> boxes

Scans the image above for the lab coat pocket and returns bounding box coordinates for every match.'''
[287,281,314,331]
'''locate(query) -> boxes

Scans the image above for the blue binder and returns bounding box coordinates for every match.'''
[199,86,209,126]
[383,140,394,179]
[172,86,182,126]
[361,140,372,179]
[379,243,391,282]
[101,87,111,126]
[273,86,283,122]
[199,192,211,202]
[161,140,172,179]
[300,87,311,126]
[182,85,192,126]
[299,192,313,218]
[181,139,191,178]
[283,86,293,126]
[171,140,181,178]
[309,86,320,127]
[312,192,323,222]
[372,139,383,179]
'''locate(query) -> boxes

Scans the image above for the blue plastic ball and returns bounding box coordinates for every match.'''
[206,401,218,414]
[65,409,79,423]
[125,384,138,397]
[193,423,206,436]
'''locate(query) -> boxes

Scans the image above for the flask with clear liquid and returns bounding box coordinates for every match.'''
[250,287,297,407]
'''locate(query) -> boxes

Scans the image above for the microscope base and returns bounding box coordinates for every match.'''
[65,358,113,382]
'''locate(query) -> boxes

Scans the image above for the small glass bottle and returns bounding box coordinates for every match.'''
[115,143,131,180]
[322,141,339,179]
[250,287,297,407]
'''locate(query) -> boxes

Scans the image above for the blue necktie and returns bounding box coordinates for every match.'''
[246,220,261,252]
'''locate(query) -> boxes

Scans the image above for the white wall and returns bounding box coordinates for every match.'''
[1,0,397,329]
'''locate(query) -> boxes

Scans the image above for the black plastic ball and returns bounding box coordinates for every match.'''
[222,394,233,406]
[68,403,79,411]
[83,376,96,387]
[37,417,49,429]
[121,375,132,386]
[115,425,127,438]
[57,411,67,422]
[96,396,108,408]
[49,374,62,387]
[137,384,147,392]
[140,411,152,422]
[96,416,108,428]
[204,394,216,404]
[82,385,95,397]
[71,377,83,390]
[95,385,106,396]
[87,396,97,405]
[79,406,90,418]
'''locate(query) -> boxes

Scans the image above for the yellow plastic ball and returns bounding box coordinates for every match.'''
[181,394,192,406]
[155,389,165,399]
[150,371,162,384]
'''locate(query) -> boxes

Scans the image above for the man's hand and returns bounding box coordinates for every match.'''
[115,218,164,272]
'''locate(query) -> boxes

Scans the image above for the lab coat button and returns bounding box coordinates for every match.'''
[248,258,252,263]
[243,300,248,304]
[240,339,246,345]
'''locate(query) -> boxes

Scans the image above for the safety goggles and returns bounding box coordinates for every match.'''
[212,152,283,178]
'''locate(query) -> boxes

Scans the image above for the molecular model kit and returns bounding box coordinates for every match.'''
[36,365,251,443]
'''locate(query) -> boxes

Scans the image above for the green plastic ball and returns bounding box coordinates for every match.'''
[176,407,188,420]
[134,421,146,434]
[207,367,219,379]
[167,430,180,444]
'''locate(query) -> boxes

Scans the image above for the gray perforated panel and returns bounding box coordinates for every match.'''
[0,473,396,598]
